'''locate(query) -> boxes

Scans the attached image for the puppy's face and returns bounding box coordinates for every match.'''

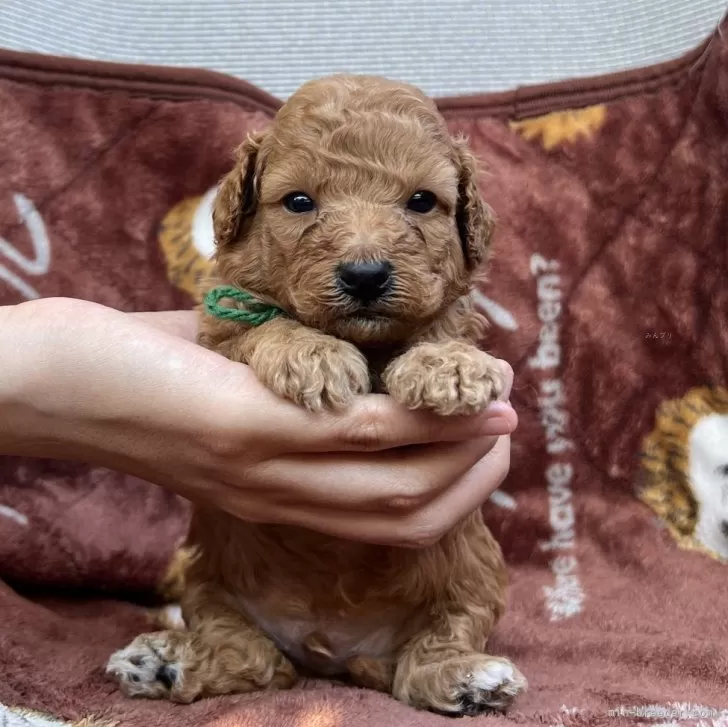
[213,75,494,345]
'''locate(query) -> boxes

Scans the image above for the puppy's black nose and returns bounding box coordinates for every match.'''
[337,261,393,302]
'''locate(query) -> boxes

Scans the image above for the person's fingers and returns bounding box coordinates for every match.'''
[244,432,499,510]
[254,359,516,454]
[391,435,511,546]
[246,436,511,546]
[329,396,516,452]
[131,310,199,341]
[331,359,515,452]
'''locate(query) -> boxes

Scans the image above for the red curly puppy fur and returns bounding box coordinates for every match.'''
[107,74,526,716]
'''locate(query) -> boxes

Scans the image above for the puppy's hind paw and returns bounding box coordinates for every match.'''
[106,631,188,702]
[457,657,527,714]
[398,654,526,717]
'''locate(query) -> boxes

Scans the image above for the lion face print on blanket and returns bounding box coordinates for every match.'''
[639,386,728,562]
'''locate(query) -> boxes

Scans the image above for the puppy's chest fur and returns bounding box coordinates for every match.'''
[362,344,403,392]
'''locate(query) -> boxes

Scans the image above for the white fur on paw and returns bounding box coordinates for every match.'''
[471,659,517,691]
[106,637,180,699]
[461,658,527,713]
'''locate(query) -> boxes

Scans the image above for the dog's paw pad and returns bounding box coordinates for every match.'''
[459,658,527,714]
[106,634,181,699]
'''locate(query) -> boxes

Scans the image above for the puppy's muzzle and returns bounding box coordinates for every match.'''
[336,260,393,303]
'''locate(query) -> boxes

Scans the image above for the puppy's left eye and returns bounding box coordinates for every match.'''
[282,192,316,214]
[406,190,437,214]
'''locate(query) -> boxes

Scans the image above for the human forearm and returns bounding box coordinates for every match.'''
[130,309,198,341]
[0,299,54,457]
[0,298,221,473]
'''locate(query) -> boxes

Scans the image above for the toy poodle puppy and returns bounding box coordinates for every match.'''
[107,74,526,716]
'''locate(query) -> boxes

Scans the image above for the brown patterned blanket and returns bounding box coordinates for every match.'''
[0,25,727,727]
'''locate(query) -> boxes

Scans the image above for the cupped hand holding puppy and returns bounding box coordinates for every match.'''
[0,297,516,547]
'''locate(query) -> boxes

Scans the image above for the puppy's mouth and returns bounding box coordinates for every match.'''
[333,303,421,343]
[326,304,398,335]
[335,303,397,326]
[347,310,390,323]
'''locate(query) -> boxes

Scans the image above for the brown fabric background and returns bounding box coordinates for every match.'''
[0,25,726,727]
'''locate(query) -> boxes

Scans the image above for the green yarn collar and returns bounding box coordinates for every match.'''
[203,285,289,327]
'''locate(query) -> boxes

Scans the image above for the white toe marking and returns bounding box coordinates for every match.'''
[471,661,515,691]
[106,642,180,694]
[107,647,157,684]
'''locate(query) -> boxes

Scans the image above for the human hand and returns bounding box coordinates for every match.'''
[0,298,516,547]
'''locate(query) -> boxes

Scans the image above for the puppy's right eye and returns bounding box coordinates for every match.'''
[282,192,316,214]
[406,190,437,214]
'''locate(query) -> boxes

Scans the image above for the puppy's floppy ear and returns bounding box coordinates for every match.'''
[453,137,495,269]
[212,130,267,248]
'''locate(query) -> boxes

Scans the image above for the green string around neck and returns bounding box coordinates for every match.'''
[203,285,289,327]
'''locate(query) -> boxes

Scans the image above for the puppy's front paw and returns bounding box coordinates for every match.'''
[251,336,370,411]
[383,341,503,416]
